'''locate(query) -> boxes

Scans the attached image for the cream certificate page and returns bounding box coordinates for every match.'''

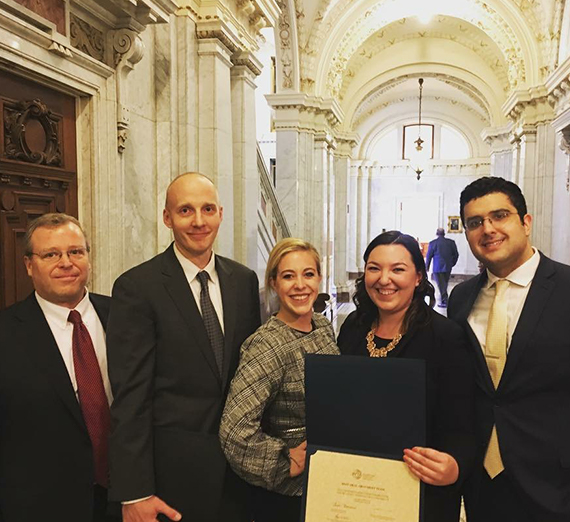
[304,450,420,522]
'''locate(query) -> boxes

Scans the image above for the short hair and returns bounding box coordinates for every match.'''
[460,176,527,225]
[24,213,89,256]
[436,228,445,237]
[353,231,435,332]
[265,238,321,295]
[164,172,217,209]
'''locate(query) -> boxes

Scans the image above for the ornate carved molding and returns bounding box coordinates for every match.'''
[3,99,62,166]
[232,50,262,76]
[69,12,105,63]
[559,127,570,192]
[266,93,346,140]
[109,28,145,153]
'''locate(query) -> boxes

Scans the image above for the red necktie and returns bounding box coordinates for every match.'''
[68,310,110,487]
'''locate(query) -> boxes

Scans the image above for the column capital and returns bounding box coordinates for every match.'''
[266,93,344,133]
[232,50,263,77]
[190,0,279,55]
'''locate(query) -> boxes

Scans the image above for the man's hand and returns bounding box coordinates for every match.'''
[403,447,459,486]
[289,440,307,477]
[122,495,182,522]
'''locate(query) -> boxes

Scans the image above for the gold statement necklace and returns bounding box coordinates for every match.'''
[365,325,403,358]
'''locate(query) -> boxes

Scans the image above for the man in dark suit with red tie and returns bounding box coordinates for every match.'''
[0,213,118,522]
[107,173,261,522]
[448,177,570,522]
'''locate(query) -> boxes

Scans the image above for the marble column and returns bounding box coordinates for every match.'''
[347,163,360,275]
[231,61,260,269]
[514,124,555,254]
[356,164,370,272]
[334,145,351,302]
[197,37,234,257]
[313,134,330,284]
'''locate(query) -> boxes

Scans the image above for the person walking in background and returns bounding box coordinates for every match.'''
[426,227,459,307]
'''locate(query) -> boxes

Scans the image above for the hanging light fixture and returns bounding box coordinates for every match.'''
[412,78,425,180]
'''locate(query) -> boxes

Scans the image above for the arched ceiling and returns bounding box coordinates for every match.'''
[275,0,563,141]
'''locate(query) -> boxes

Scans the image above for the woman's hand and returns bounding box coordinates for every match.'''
[403,447,459,486]
[289,440,307,477]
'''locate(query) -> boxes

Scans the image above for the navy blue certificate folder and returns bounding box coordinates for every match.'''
[305,354,426,454]
[302,354,427,521]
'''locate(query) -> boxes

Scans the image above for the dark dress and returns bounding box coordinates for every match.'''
[337,305,477,522]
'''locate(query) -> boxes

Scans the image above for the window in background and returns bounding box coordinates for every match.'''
[440,126,470,159]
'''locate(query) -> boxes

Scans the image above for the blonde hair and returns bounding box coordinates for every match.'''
[265,238,321,294]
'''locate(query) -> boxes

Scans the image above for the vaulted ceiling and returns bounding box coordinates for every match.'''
[274,0,566,156]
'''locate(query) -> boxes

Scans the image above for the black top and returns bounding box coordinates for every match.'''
[337,304,477,522]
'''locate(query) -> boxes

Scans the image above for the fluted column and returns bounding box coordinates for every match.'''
[356,164,370,272]
[197,37,234,257]
[231,55,261,268]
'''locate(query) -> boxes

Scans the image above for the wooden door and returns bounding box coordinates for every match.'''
[0,69,77,310]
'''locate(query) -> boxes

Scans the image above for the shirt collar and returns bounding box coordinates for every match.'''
[35,289,91,329]
[173,244,219,285]
[485,247,540,289]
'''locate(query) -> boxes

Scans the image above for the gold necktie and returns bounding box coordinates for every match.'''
[483,278,509,479]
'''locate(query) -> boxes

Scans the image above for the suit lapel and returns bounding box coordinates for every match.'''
[501,254,556,386]
[90,293,110,329]
[216,256,237,389]
[161,246,222,385]
[456,272,497,393]
[17,294,87,433]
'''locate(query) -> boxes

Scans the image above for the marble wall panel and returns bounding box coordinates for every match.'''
[551,146,570,264]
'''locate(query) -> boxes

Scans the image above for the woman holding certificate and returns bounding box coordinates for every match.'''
[219,238,339,522]
[338,231,476,522]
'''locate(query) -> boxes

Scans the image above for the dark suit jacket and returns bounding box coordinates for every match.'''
[426,237,459,273]
[337,307,477,522]
[448,253,570,521]
[0,292,111,522]
[107,244,261,522]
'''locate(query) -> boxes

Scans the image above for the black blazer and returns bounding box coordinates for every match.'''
[0,292,111,522]
[448,253,570,521]
[107,244,261,522]
[338,306,477,522]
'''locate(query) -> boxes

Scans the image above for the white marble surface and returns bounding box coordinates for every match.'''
[231,65,259,269]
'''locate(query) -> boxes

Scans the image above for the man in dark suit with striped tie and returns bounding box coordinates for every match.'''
[107,173,261,522]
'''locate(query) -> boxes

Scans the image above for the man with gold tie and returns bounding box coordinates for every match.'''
[448,177,570,522]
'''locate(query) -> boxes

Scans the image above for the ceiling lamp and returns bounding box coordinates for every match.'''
[411,78,426,180]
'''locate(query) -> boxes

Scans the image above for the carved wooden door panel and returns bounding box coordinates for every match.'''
[0,69,77,310]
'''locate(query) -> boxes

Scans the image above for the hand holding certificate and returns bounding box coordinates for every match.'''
[303,355,427,522]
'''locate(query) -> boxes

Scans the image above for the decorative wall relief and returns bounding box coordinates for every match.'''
[276,0,294,90]
[560,128,570,192]
[69,13,105,63]
[109,28,145,153]
[3,99,62,166]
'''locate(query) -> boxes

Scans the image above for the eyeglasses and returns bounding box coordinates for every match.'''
[28,247,89,263]
[465,210,515,231]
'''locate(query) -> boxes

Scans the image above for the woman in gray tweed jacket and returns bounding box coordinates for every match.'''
[220,238,339,522]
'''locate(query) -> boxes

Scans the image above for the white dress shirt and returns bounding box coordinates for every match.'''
[173,244,225,332]
[468,248,540,354]
[36,290,112,405]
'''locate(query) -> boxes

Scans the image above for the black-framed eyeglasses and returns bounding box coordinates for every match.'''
[29,247,89,263]
[465,210,515,231]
